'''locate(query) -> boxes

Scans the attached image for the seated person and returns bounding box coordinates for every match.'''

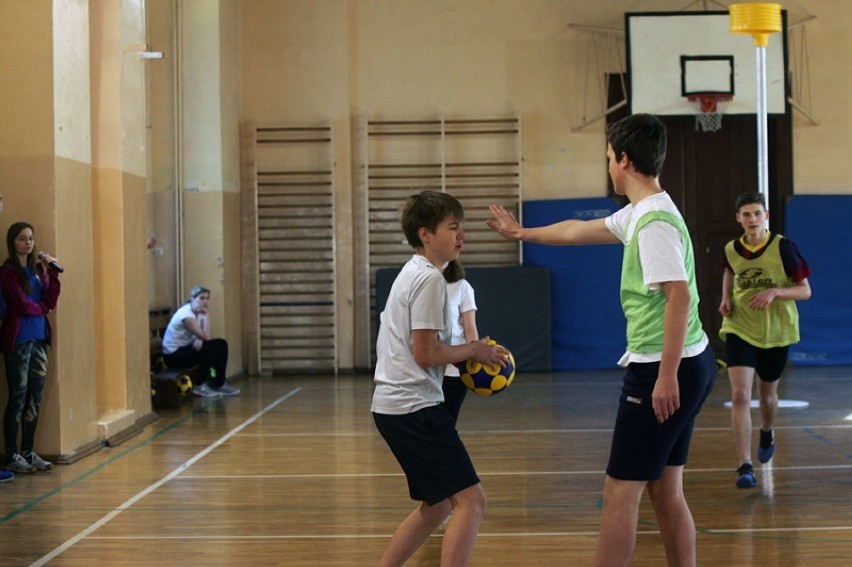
[161,285,239,398]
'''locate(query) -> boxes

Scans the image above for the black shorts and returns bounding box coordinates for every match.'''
[725,333,789,382]
[606,346,717,481]
[373,404,480,505]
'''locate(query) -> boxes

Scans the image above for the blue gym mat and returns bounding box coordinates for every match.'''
[785,195,852,365]
[522,198,625,370]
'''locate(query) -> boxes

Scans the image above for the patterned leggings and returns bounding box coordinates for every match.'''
[4,340,49,459]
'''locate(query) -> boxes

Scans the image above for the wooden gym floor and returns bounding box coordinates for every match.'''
[1,365,850,566]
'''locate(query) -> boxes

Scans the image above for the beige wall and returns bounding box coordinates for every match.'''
[0,0,58,446]
[788,2,852,193]
[182,190,243,377]
[0,0,156,462]
[239,0,852,195]
[238,0,852,371]
[179,0,244,377]
[145,0,178,310]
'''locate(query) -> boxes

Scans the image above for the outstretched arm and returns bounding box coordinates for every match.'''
[487,205,619,246]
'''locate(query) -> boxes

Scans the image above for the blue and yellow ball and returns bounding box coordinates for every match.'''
[460,341,516,396]
[176,374,193,397]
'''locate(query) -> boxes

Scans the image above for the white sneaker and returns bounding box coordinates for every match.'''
[216,383,240,396]
[25,452,53,471]
[7,453,35,474]
[192,382,222,398]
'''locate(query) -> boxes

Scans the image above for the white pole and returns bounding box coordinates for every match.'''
[730,3,782,228]
[756,45,770,227]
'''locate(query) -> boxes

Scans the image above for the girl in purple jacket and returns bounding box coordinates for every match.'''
[1,222,61,474]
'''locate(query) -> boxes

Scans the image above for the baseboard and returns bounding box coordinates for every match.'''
[54,438,105,465]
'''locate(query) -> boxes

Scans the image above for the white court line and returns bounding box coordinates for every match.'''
[81,525,852,542]
[704,526,852,534]
[239,423,852,437]
[177,463,852,480]
[84,532,603,541]
[30,388,302,567]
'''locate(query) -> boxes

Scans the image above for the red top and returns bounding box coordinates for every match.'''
[0,260,61,353]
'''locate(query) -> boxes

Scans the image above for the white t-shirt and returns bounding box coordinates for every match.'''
[444,279,477,378]
[371,255,451,415]
[605,192,688,289]
[604,191,708,365]
[161,303,197,354]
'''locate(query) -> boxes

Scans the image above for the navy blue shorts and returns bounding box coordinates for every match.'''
[725,333,789,382]
[606,346,717,481]
[373,404,480,505]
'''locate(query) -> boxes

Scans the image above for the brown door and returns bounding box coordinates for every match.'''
[607,78,793,356]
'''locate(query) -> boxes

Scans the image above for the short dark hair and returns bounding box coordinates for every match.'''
[443,259,466,283]
[735,192,766,211]
[606,113,667,177]
[400,191,464,249]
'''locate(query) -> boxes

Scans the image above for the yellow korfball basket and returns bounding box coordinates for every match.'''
[729,3,783,47]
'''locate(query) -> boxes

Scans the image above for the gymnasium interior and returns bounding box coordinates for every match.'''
[1,1,849,565]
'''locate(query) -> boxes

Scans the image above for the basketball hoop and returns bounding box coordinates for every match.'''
[687,94,733,133]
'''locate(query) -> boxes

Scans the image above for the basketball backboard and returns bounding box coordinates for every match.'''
[626,11,788,116]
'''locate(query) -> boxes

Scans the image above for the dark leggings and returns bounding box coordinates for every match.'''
[163,338,228,388]
[442,374,469,424]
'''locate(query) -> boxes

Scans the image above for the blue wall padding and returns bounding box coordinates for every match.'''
[522,198,626,370]
[785,195,852,365]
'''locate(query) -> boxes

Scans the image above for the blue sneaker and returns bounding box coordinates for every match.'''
[736,463,757,489]
[758,429,775,463]
[0,469,14,483]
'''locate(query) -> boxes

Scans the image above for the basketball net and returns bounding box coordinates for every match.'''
[687,94,733,133]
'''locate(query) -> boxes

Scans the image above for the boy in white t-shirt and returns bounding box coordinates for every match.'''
[372,191,508,567]
[487,114,715,567]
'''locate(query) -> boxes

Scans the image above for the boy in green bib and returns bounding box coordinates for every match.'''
[488,113,715,567]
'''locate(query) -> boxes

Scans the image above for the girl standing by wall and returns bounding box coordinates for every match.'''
[1,222,62,474]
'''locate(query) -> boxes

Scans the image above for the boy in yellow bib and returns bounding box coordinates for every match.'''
[719,192,812,489]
